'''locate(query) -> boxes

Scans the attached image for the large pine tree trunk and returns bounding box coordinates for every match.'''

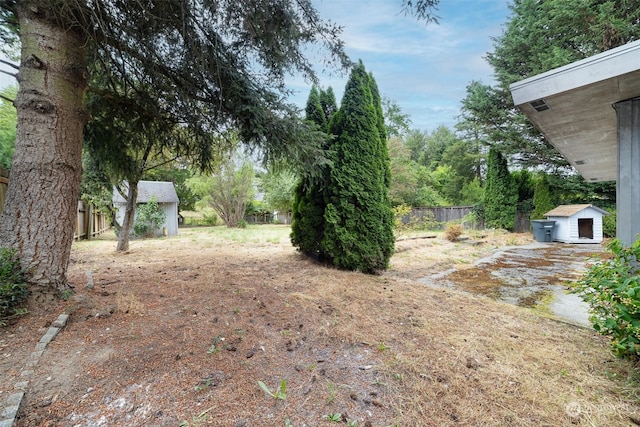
[0,2,88,299]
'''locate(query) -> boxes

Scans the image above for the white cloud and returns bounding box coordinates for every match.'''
[296,0,510,131]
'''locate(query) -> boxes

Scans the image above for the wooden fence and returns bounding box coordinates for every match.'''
[406,206,532,232]
[409,206,475,226]
[245,211,292,225]
[75,201,111,240]
[0,170,110,240]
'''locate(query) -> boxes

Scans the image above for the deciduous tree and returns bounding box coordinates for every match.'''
[186,149,255,228]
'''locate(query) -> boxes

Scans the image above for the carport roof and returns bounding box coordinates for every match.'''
[509,40,640,182]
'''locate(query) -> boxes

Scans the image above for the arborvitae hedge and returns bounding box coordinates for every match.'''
[532,174,555,219]
[484,147,518,230]
[321,62,394,273]
[290,86,336,258]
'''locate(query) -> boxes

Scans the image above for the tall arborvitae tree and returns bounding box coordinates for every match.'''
[319,87,338,127]
[305,86,327,131]
[322,62,394,273]
[291,86,337,258]
[532,174,555,219]
[484,147,518,230]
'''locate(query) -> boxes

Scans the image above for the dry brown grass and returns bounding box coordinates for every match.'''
[5,225,640,426]
[300,265,640,426]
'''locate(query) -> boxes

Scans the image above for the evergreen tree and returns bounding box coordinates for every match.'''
[484,148,517,230]
[532,174,555,219]
[0,0,350,294]
[322,62,394,273]
[305,86,327,131]
[320,87,338,128]
[290,86,335,258]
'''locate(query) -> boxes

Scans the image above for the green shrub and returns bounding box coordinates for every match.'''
[393,204,413,230]
[0,248,28,323]
[133,196,166,237]
[202,212,220,226]
[603,208,616,238]
[573,239,640,358]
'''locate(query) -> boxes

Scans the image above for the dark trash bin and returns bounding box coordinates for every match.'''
[531,220,556,242]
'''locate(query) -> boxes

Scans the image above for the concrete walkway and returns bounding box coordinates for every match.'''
[421,242,603,327]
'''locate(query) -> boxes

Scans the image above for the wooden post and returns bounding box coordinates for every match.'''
[86,203,93,241]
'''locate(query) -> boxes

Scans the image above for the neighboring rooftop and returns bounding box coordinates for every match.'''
[510,40,640,182]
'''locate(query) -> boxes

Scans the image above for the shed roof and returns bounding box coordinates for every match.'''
[113,181,179,204]
[544,204,609,217]
[509,40,640,182]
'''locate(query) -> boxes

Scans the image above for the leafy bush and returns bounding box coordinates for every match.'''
[393,204,436,233]
[133,196,166,237]
[202,211,220,226]
[573,239,640,358]
[602,208,616,238]
[444,223,463,242]
[393,204,413,230]
[0,248,28,323]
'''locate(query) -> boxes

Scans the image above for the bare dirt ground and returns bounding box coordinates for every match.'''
[2,225,640,426]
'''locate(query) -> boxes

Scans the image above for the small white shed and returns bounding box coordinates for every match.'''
[113,181,180,237]
[544,204,609,244]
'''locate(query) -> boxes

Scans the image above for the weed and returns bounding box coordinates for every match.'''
[61,289,74,301]
[322,413,342,422]
[506,236,520,246]
[233,307,241,314]
[126,322,138,339]
[207,336,224,354]
[371,377,386,387]
[116,287,144,314]
[258,379,287,400]
[444,223,463,242]
[194,378,212,392]
[377,342,390,352]
[179,406,214,427]
[346,420,358,427]
[326,380,338,404]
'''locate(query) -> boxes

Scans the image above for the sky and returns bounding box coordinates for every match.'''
[288,0,512,132]
[0,0,512,133]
